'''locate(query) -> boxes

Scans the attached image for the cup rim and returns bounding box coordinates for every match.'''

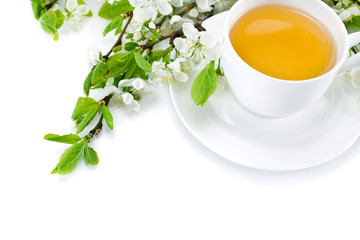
[224,0,349,84]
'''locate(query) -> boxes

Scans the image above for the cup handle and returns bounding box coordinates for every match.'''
[340,32,360,72]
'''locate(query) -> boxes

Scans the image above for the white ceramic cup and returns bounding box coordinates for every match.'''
[222,0,360,117]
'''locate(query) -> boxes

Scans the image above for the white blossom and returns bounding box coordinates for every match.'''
[87,47,101,69]
[151,58,188,83]
[118,78,155,94]
[188,8,199,18]
[174,22,221,68]
[127,5,157,34]
[104,78,122,96]
[196,0,217,12]
[65,0,91,32]
[121,93,141,112]
[129,0,173,15]
[349,66,360,88]
[160,17,193,35]
[148,22,156,29]
[169,15,182,25]
[214,0,237,13]
[170,0,184,8]
[337,3,360,21]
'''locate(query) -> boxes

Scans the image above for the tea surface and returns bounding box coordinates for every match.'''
[229,5,336,80]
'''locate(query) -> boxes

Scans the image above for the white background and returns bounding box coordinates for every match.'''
[1,1,360,239]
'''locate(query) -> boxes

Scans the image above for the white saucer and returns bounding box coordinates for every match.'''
[170,12,360,171]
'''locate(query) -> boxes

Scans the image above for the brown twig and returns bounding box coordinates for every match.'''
[45,0,58,10]
[88,94,113,140]
[156,3,197,30]
[103,13,133,60]
[179,3,197,17]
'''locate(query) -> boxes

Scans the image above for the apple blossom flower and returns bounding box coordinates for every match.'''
[337,4,360,21]
[87,47,101,69]
[151,58,188,83]
[65,0,91,32]
[171,0,184,7]
[174,22,221,68]
[196,0,217,12]
[188,8,199,18]
[348,66,360,88]
[129,0,173,16]
[126,5,157,34]
[121,92,141,111]
[214,0,237,13]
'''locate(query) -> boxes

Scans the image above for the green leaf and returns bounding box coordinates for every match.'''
[132,66,146,78]
[134,52,152,72]
[107,52,133,77]
[163,52,171,63]
[351,15,360,28]
[44,133,82,144]
[98,0,134,20]
[52,140,88,175]
[191,61,218,106]
[53,31,59,41]
[76,104,101,134]
[91,61,108,85]
[124,42,139,51]
[51,164,58,174]
[115,24,123,35]
[103,16,124,36]
[112,46,122,53]
[84,146,99,165]
[322,0,335,7]
[31,2,42,20]
[102,105,113,130]
[40,9,57,35]
[149,49,170,63]
[71,97,97,121]
[54,9,65,29]
[84,69,94,96]
[124,54,137,79]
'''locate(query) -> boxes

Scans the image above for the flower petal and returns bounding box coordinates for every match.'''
[66,0,78,12]
[349,4,360,16]
[169,15,182,25]
[105,85,121,96]
[203,42,222,60]
[154,0,173,15]
[188,8,199,18]
[339,9,352,21]
[182,22,197,40]
[122,92,134,105]
[196,0,212,12]
[199,31,217,48]
[106,78,115,86]
[129,0,145,8]
[132,78,146,90]
[149,22,156,29]
[174,38,191,54]
[171,0,183,8]
[173,70,188,82]
[118,79,134,88]
[168,58,185,71]
[130,100,141,112]
[76,5,91,16]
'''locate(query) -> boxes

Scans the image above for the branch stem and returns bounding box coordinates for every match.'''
[103,13,133,60]
[156,3,197,30]
[45,0,58,10]
[88,94,113,140]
